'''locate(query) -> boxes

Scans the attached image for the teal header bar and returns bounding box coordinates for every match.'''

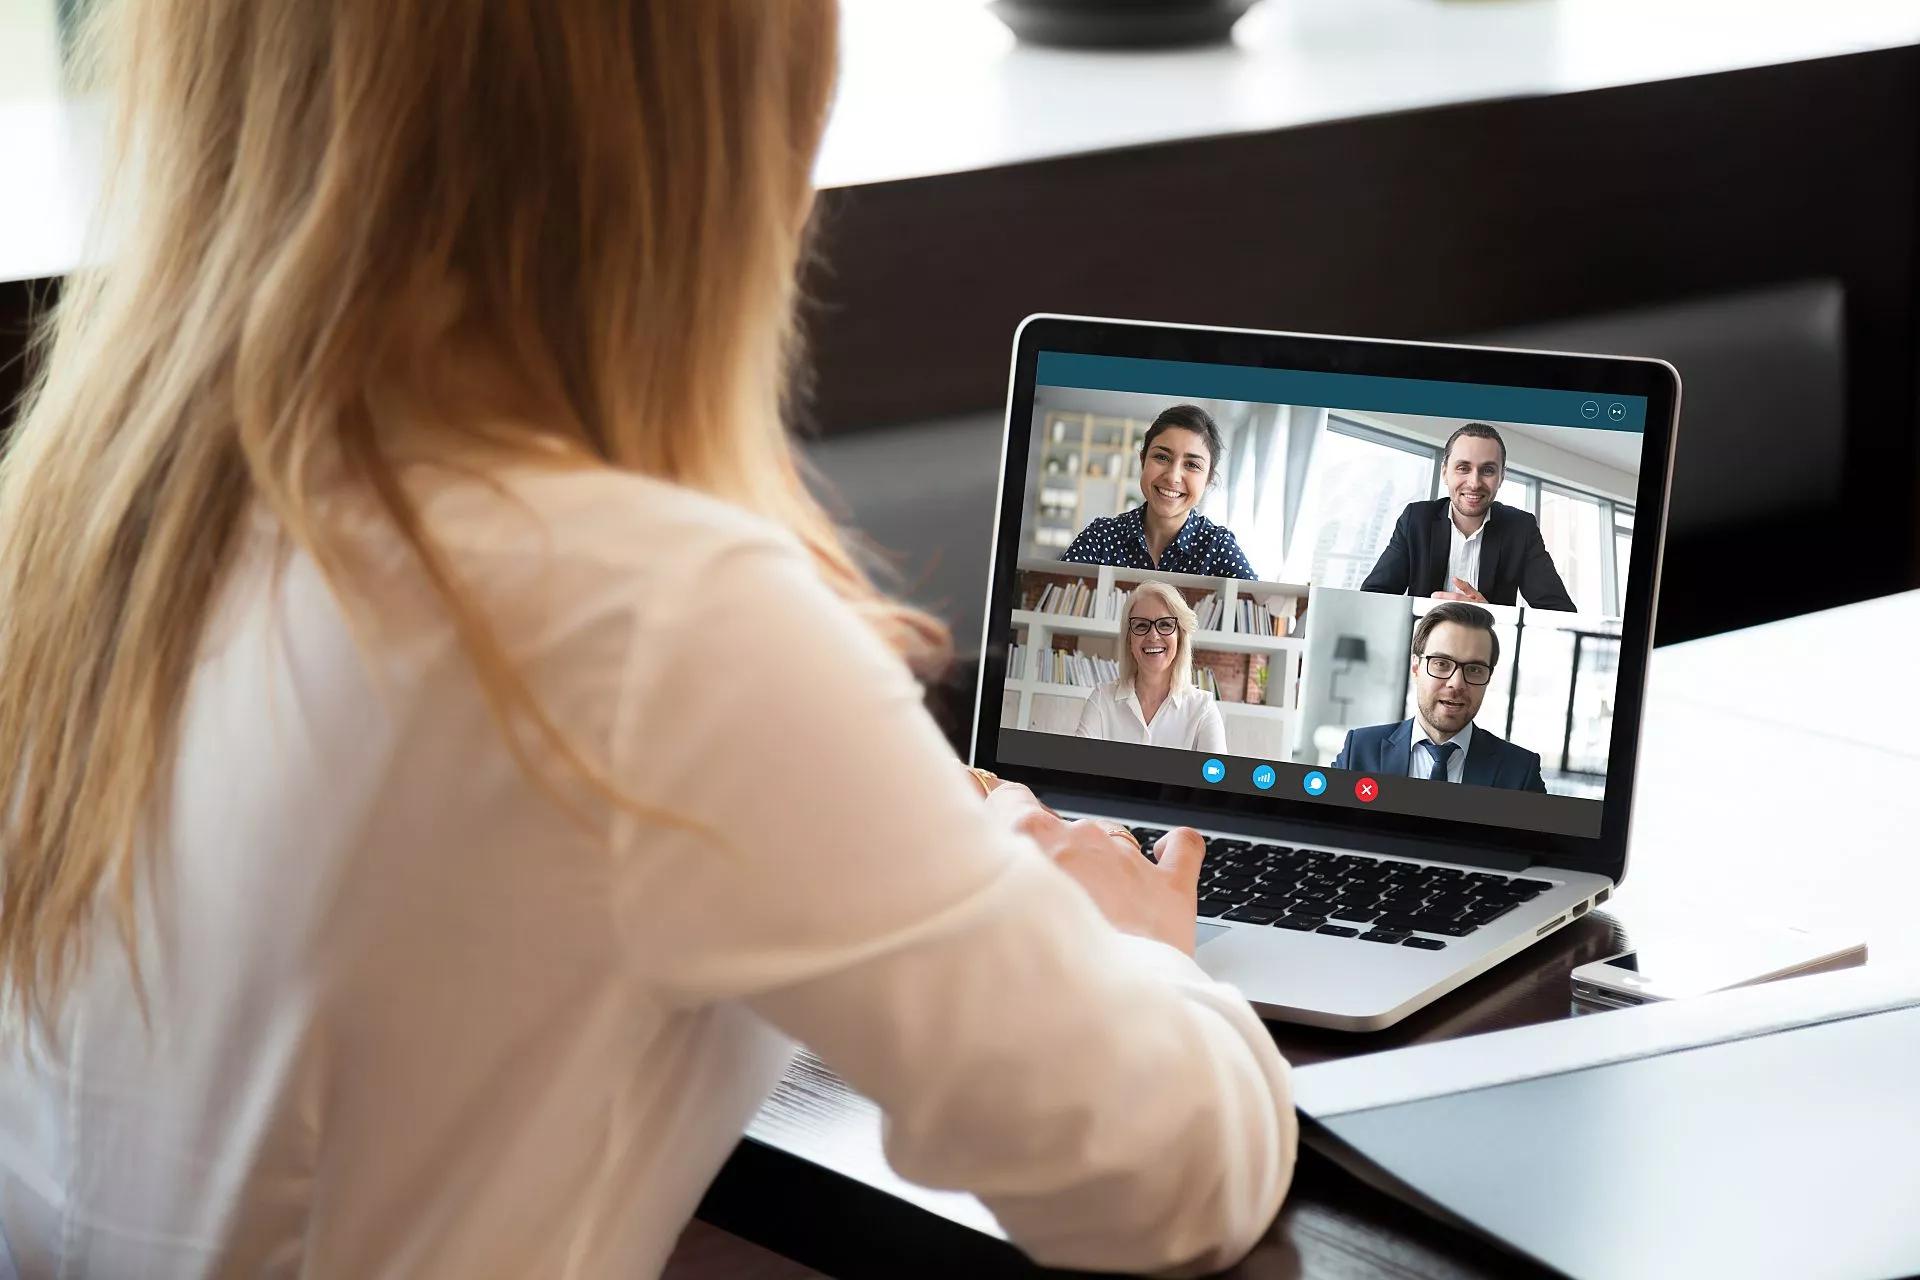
[1036,351,1648,432]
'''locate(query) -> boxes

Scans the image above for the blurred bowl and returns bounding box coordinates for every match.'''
[989,0,1260,50]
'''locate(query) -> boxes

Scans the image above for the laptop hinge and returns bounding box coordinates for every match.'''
[1038,789,1536,874]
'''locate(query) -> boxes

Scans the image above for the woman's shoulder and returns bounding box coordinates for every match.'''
[1190,512,1248,550]
[419,462,800,575]
[1062,511,1122,546]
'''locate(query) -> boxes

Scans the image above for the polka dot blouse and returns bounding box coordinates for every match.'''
[1061,504,1257,579]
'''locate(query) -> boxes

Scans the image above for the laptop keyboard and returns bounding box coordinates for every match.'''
[1129,828,1554,951]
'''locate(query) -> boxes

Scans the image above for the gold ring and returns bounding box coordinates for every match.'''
[1102,824,1141,846]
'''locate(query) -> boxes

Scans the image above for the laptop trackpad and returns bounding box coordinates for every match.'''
[1195,922,1232,950]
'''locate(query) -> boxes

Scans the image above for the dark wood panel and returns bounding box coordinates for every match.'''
[0,277,50,430]
[797,49,1920,640]
[802,50,1918,450]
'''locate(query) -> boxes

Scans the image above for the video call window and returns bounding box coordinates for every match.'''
[1433,463,1637,618]
[1398,607,1622,800]
[1001,367,1647,835]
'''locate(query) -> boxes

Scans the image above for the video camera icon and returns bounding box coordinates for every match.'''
[1201,758,1226,785]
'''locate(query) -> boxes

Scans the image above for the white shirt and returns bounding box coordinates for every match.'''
[1073,679,1229,754]
[0,465,1293,1278]
[1408,719,1473,783]
[1446,505,1486,597]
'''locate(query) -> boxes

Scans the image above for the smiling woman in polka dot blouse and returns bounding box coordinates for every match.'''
[1061,404,1256,579]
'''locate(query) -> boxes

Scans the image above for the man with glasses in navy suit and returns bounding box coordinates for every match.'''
[1333,602,1548,793]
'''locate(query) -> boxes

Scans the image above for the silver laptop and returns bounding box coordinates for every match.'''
[970,315,1679,1030]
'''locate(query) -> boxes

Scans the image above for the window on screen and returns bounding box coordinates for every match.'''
[1539,485,1606,615]
[1303,426,1433,590]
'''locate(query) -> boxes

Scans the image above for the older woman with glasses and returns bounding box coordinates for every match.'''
[1074,582,1228,752]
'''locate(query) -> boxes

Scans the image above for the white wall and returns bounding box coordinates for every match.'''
[1293,587,1413,764]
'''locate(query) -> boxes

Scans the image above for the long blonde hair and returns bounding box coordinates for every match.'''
[0,0,946,1026]
[1114,581,1198,695]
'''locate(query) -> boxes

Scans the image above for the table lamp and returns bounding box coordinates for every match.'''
[1330,634,1368,723]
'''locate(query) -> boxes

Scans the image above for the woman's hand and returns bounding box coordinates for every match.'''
[983,783,1206,956]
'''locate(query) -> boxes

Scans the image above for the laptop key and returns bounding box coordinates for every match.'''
[1211,873,1257,891]
[1316,925,1360,938]
[1402,937,1447,950]
[1197,897,1236,918]
[1274,914,1327,931]
[1360,929,1410,944]
[1223,904,1281,924]
[1376,912,1476,937]
[1461,900,1519,925]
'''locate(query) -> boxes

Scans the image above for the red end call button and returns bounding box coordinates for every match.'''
[1354,776,1380,803]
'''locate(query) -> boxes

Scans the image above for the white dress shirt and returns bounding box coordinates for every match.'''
[0,465,1293,1278]
[1446,506,1487,596]
[1073,678,1229,753]
[1408,719,1473,783]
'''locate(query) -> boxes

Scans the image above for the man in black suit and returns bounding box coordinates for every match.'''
[1361,424,1577,611]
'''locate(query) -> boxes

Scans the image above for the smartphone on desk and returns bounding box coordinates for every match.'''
[1570,920,1867,1010]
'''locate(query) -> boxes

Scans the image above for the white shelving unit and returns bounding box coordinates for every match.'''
[1002,560,1308,758]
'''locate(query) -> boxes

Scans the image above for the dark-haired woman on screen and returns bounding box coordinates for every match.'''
[1062,404,1256,579]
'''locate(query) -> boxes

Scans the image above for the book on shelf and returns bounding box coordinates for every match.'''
[1031,579,1124,622]
[1193,649,1262,703]
[1035,647,1118,688]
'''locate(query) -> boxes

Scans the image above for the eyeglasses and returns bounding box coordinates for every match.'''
[1418,654,1493,685]
[1128,616,1180,637]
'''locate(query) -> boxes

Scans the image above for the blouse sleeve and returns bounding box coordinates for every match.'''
[1192,698,1229,755]
[1072,684,1106,737]
[609,539,1294,1276]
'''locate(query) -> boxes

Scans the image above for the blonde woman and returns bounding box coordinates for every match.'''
[0,2,1292,1276]
[1075,582,1229,752]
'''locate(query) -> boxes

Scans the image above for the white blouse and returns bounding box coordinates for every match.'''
[1073,679,1230,754]
[0,465,1293,1278]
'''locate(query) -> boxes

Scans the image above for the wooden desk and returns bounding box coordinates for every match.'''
[688,592,1920,1278]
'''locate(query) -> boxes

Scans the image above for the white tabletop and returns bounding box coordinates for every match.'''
[8,1,1920,283]
[1621,590,1920,968]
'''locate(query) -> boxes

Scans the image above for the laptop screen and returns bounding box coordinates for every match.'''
[990,346,1656,841]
